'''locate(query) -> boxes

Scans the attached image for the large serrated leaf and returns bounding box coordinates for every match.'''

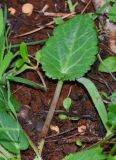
[41,14,98,81]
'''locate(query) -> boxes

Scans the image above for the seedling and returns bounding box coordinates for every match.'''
[34,13,110,155]
[66,0,78,13]
[58,97,80,120]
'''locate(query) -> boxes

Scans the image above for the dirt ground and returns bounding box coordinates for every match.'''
[1,0,115,159]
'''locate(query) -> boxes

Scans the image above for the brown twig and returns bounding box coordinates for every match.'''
[58,136,102,144]
[46,126,78,139]
[14,12,76,37]
[81,0,92,14]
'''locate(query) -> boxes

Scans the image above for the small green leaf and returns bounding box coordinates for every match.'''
[111,91,116,104]
[58,114,68,120]
[67,0,77,12]
[10,95,21,112]
[64,146,106,160]
[53,17,64,25]
[98,57,116,73]
[63,97,71,112]
[0,51,14,78]
[108,3,116,22]
[16,59,24,68]
[108,103,116,128]
[20,42,30,63]
[76,139,83,147]
[14,64,33,75]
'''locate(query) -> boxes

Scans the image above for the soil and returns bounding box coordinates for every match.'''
[1,0,116,160]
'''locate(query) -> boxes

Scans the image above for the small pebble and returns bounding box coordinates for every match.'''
[22,3,34,16]
[8,7,16,15]
[78,125,87,135]
[50,125,60,134]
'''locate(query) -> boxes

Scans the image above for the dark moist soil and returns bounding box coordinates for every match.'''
[2,0,116,160]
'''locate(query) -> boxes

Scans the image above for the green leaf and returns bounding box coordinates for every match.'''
[0,87,8,112]
[107,155,116,160]
[108,103,116,128]
[35,50,42,63]
[14,64,33,75]
[7,76,46,89]
[111,91,116,104]
[0,112,29,154]
[0,9,5,64]
[59,114,68,120]
[63,97,71,112]
[77,78,108,131]
[75,139,83,147]
[108,3,116,22]
[20,42,30,63]
[10,95,21,112]
[64,147,106,160]
[53,17,64,25]
[98,57,116,73]
[41,14,98,81]
[7,81,17,116]
[0,51,14,78]
[16,59,24,68]
[67,0,77,12]
[0,9,4,37]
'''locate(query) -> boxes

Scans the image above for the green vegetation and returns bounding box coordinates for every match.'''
[0,1,116,159]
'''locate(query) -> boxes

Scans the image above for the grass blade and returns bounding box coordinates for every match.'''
[77,77,108,131]
[7,76,46,89]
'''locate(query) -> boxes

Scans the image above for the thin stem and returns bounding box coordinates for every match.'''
[41,80,63,136]
[35,68,47,90]
[38,80,63,155]
[10,40,46,49]
[24,130,42,160]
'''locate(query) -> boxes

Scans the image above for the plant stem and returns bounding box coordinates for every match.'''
[41,80,63,136]
[35,68,47,90]
[10,40,46,49]
[38,80,63,155]
[24,130,42,160]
